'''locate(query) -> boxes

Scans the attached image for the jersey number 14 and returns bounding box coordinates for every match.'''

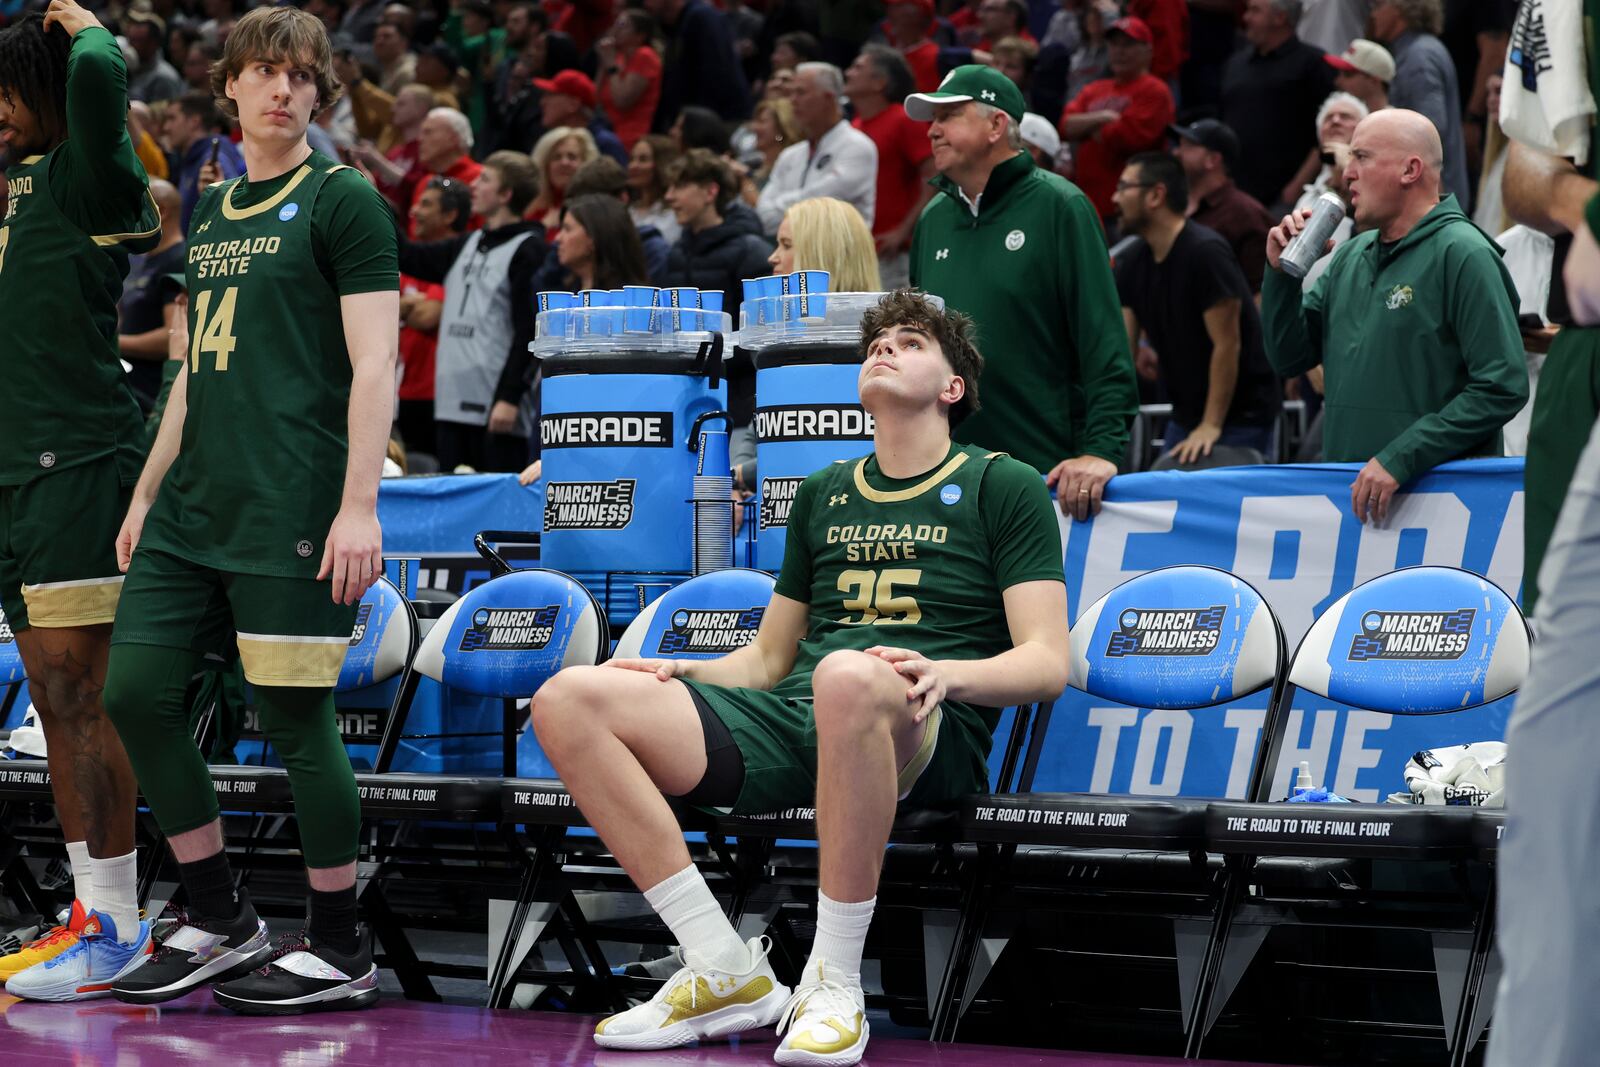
[190,287,240,372]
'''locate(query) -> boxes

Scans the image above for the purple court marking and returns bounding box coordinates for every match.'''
[0,994,1290,1067]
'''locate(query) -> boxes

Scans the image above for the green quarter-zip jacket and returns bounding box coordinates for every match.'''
[910,152,1137,475]
[1262,194,1528,484]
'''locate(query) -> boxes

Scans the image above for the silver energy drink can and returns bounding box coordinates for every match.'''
[1278,191,1348,280]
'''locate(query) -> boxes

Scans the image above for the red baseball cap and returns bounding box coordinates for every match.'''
[533,69,597,108]
[1107,17,1153,45]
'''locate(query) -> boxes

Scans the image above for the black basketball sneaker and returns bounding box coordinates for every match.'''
[212,927,379,1016]
[111,892,272,1004]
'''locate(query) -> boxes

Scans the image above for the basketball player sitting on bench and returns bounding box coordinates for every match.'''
[533,288,1069,1065]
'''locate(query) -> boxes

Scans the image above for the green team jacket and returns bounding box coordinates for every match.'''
[909,152,1137,475]
[1261,194,1528,485]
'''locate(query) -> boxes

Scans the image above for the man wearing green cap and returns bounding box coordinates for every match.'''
[908,64,1137,521]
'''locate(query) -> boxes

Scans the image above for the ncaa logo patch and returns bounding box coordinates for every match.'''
[939,484,962,505]
[1004,229,1025,251]
[1106,606,1225,657]
[295,540,314,558]
[37,452,55,469]
[1348,609,1474,661]
[279,203,300,222]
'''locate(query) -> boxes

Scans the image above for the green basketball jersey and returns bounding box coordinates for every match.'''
[0,150,156,486]
[141,153,398,578]
[771,442,1065,737]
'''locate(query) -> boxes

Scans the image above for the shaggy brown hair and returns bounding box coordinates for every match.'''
[857,289,984,426]
[211,7,343,121]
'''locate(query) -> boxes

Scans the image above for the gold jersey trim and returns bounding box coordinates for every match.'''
[22,575,124,628]
[851,451,970,503]
[896,704,942,799]
[236,630,350,687]
[91,187,162,247]
[19,155,44,166]
[219,164,314,221]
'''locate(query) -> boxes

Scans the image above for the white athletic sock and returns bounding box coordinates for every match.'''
[90,851,140,944]
[802,891,875,989]
[643,864,749,973]
[65,841,94,915]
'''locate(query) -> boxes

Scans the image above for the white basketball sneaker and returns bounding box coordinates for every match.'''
[773,961,868,1067]
[594,936,789,1051]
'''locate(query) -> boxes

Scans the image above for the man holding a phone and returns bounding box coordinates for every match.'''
[162,89,243,229]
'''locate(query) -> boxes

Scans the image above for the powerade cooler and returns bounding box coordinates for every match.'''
[741,291,942,572]
[534,296,731,628]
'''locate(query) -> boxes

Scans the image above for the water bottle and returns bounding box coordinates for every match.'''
[1278,192,1347,280]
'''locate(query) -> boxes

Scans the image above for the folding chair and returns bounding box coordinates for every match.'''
[405,547,613,1007]
[1199,565,1529,1065]
[931,565,1286,1047]
[490,568,775,1010]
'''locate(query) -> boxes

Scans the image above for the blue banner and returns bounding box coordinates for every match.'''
[1036,459,1525,801]
[378,474,542,554]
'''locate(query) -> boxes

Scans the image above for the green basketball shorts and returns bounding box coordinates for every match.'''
[0,457,131,630]
[681,679,991,815]
[112,547,357,687]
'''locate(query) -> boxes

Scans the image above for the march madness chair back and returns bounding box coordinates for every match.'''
[1069,565,1285,713]
[1254,564,1530,802]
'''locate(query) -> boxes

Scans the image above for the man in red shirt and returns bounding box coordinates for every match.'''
[398,176,471,456]
[1127,0,1189,86]
[1059,17,1174,222]
[409,108,484,237]
[846,44,934,287]
[975,0,1034,50]
[885,0,942,94]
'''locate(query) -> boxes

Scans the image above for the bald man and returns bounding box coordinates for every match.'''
[1261,108,1527,523]
[117,177,188,412]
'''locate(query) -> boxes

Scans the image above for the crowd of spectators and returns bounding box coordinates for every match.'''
[0,0,1544,506]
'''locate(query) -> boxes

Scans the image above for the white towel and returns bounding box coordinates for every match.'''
[1385,741,1506,808]
[1500,0,1596,166]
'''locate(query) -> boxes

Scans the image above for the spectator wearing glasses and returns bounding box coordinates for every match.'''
[1114,152,1281,463]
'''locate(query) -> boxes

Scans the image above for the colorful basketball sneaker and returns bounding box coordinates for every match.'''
[774,962,869,1067]
[4,910,153,1002]
[594,937,789,1051]
[111,891,273,1005]
[213,928,380,1016]
[0,900,89,981]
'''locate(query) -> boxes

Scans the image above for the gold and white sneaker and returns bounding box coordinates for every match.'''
[594,936,789,1051]
[773,963,868,1067]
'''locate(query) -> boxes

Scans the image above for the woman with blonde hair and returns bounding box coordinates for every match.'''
[767,197,882,292]
[732,96,801,205]
[526,125,598,229]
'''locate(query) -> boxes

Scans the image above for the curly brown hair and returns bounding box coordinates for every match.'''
[857,289,983,426]
[211,7,343,121]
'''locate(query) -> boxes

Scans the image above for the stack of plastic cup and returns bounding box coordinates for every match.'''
[691,428,733,574]
[788,269,829,321]
[538,291,576,340]
[623,285,659,333]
